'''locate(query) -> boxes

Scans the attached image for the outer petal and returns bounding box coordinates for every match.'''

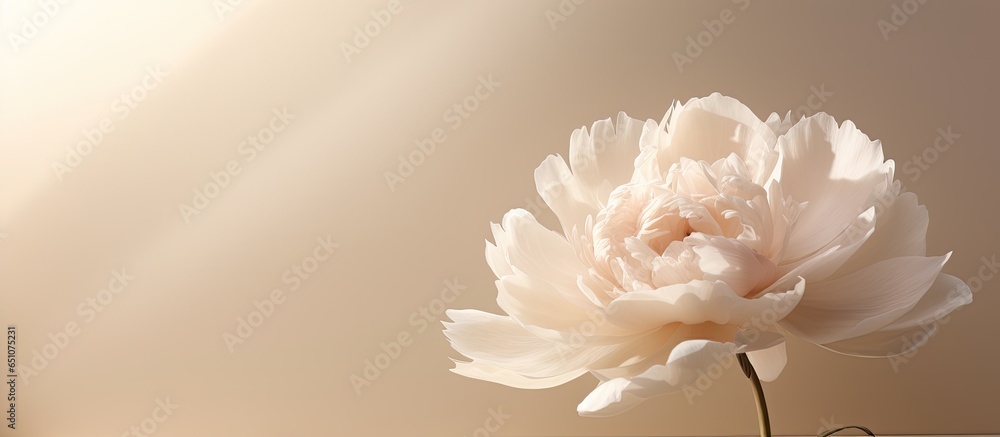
[775,113,892,262]
[656,94,777,185]
[764,111,796,137]
[578,340,738,416]
[577,377,646,417]
[570,112,647,200]
[746,342,787,382]
[578,332,783,417]
[820,273,972,357]
[631,119,669,183]
[485,223,514,278]
[496,274,600,333]
[451,360,587,389]
[445,310,667,379]
[535,113,647,236]
[445,310,601,378]
[494,209,587,292]
[489,209,631,336]
[605,279,803,333]
[534,155,600,239]
[781,253,951,345]
[837,191,928,275]
[764,207,876,292]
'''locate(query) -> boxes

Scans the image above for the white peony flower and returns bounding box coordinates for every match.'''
[444,94,972,417]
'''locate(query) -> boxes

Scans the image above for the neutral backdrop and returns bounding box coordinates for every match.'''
[1,1,999,436]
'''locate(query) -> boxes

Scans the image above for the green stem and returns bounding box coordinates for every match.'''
[737,353,771,437]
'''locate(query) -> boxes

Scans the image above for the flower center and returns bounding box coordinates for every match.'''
[583,155,788,294]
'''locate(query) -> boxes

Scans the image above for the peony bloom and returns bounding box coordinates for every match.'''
[444,94,972,417]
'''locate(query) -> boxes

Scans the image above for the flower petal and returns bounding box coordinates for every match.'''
[689,233,777,297]
[605,279,803,333]
[657,94,777,184]
[775,113,892,261]
[534,155,600,238]
[578,325,790,416]
[535,113,647,236]
[780,253,952,345]
[577,378,647,417]
[496,274,601,333]
[570,112,647,199]
[837,191,928,274]
[445,310,667,378]
[495,209,587,292]
[631,119,668,183]
[450,360,587,389]
[485,224,513,278]
[764,111,796,137]
[746,342,787,382]
[445,310,600,377]
[819,273,972,357]
[768,206,876,288]
[578,340,739,417]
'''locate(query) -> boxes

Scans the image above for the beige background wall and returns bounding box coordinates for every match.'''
[1,1,998,435]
